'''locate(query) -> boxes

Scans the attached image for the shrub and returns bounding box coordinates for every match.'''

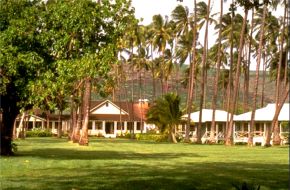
[26,129,53,137]
[235,142,247,145]
[135,133,167,142]
[12,142,18,153]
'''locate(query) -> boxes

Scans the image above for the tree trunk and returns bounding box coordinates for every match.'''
[79,78,91,146]
[270,2,287,146]
[264,87,289,146]
[69,95,76,141]
[261,53,266,107]
[226,8,248,146]
[170,125,177,143]
[73,105,82,143]
[1,92,20,156]
[209,0,223,144]
[248,3,267,146]
[243,9,254,112]
[197,0,211,144]
[184,0,197,143]
[16,112,25,139]
[57,110,62,138]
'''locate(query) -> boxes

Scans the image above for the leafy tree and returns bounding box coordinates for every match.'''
[146,93,182,143]
[0,0,51,155]
[0,0,135,154]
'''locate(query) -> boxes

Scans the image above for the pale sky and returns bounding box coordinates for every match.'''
[131,0,232,25]
[130,0,284,70]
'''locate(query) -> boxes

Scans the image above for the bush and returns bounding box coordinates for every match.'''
[135,133,168,142]
[235,142,247,145]
[26,129,53,137]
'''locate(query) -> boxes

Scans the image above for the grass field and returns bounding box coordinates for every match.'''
[0,138,289,190]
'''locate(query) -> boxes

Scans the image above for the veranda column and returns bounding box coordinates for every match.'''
[114,121,117,136]
[124,122,127,133]
[33,118,36,129]
[134,122,137,133]
[102,121,105,135]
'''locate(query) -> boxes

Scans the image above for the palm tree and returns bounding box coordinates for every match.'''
[209,0,224,144]
[225,0,258,146]
[146,93,182,143]
[151,14,172,95]
[172,0,197,142]
[248,1,269,146]
[197,0,211,144]
[265,0,289,146]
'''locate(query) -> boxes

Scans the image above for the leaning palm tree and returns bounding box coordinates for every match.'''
[146,93,182,143]
[209,0,224,144]
[171,4,195,142]
[197,0,212,144]
[248,0,269,146]
[225,0,258,146]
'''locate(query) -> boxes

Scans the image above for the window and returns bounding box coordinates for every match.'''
[117,122,124,130]
[127,122,133,130]
[88,121,93,130]
[136,122,141,130]
[95,121,102,130]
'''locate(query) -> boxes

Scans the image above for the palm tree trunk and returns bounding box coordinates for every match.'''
[185,0,197,143]
[248,3,267,146]
[151,45,156,101]
[265,87,289,146]
[209,0,223,144]
[261,53,267,107]
[197,0,211,144]
[225,7,248,146]
[243,9,254,112]
[225,2,235,143]
[79,78,91,146]
[272,2,287,145]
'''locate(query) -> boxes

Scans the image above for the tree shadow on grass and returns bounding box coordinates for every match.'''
[2,161,288,190]
[18,148,204,160]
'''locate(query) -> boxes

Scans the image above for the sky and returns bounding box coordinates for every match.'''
[131,0,232,25]
[130,0,284,70]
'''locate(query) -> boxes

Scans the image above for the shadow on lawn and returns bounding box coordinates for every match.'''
[3,161,289,190]
[19,148,204,160]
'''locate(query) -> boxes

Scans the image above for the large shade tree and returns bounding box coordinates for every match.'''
[0,0,135,155]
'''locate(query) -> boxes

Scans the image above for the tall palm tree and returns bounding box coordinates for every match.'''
[265,0,289,146]
[197,0,211,144]
[209,0,224,144]
[248,0,268,146]
[151,14,172,95]
[172,0,197,142]
[146,93,182,143]
[225,0,258,146]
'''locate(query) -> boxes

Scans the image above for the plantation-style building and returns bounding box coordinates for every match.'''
[15,99,155,138]
[182,109,235,143]
[233,103,289,145]
[15,101,289,144]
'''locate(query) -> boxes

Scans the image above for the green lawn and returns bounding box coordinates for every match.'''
[0,138,289,190]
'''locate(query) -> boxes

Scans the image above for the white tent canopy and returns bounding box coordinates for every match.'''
[182,109,234,123]
[234,103,289,122]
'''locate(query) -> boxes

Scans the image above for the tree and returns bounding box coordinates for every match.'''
[0,0,135,154]
[0,0,51,155]
[225,0,258,146]
[151,14,172,95]
[209,0,224,144]
[248,0,268,146]
[146,93,182,143]
[197,0,211,144]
